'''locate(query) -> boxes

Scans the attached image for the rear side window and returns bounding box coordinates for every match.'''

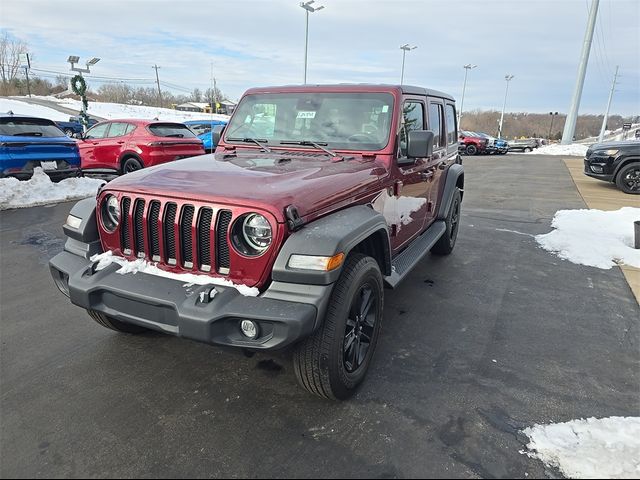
[445,104,457,145]
[148,123,197,138]
[428,103,445,150]
[0,117,65,138]
[107,122,130,138]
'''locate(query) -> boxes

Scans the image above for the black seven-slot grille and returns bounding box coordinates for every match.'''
[118,196,232,274]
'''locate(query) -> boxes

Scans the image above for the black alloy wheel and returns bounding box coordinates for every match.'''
[123,157,143,174]
[343,283,378,373]
[465,144,477,155]
[616,163,640,194]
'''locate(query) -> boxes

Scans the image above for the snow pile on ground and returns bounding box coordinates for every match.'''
[56,98,230,123]
[0,98,70,121]
[522,417,640,479]
[0,168,104,210]
[525,143,588,156]
[536,207,640,269]
[91,251,259,297]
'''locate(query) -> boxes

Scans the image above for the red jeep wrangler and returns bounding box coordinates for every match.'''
[50,84,464,400]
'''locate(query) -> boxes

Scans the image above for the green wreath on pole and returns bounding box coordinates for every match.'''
[71,74,90,131]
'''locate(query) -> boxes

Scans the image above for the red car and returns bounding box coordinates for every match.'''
[78,119,205,175]
[458,130,489,155]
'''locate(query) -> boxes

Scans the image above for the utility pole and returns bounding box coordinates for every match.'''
[598,65,619,143]
[19,53,31,97]
[561,0,600,144]
[152,64,163,108]
[498,75,514,138]
[24,67,31,98]
[459,64,477,127]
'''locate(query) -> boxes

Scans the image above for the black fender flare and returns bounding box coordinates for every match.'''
[118,151,144,169]
[437,163,464,220]
[62,197,103,259]
[271,205,391,285]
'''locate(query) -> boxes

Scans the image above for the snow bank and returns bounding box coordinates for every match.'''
[522,417,640,479]
[55,98,230,123]
[0,168,104,210]
[91,251,259,297]
[0,98,70,121]
[536,207,640,269]
[525,143,588,156]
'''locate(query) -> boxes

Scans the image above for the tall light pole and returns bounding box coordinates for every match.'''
[67,55,100,133]
[459,64,477,128]
[548,112,559,140]
[498,75,514,138]
[561,0,600,144]
[400,44,417,85]
[300,0,324,84]
[598,65,619,143]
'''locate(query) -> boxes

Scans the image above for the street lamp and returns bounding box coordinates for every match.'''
[300,0,324,84]
[400,44,417,85]
[498,74,514,138]
[548,111,559,140]
[67,55,100,74]
[458,64,477,128]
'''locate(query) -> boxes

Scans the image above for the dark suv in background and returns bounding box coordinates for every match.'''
[584,140,640,194]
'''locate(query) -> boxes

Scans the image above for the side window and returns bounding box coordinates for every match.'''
[428,103,445,150]
[85,123,109,139]
[445,104,457,146]
[399,101,425,157]
[125,124,136,135]
[107,122,129,138]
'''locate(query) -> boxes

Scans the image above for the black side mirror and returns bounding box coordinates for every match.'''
[212,124,225,147]
[407,130,435,158]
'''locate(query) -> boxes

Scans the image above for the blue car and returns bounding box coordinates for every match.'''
[184,119,228,153]
[1,113,81,179]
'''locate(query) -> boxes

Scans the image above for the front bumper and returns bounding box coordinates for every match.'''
[583,158,614,182]
[50,250,325,350]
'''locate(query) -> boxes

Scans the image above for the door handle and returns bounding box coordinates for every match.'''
[117,141,125,144]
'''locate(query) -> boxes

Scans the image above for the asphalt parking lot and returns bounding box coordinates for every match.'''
[1,154,638,479]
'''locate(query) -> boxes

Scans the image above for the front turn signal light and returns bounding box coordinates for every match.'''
[288,252,345,271]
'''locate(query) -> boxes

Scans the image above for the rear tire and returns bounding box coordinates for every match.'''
[64,128,74,137]
[431,188,462,256]
[87,310,148,334]
[122,157,144,174]
[615,162,640,194]
[293,254,383,400]
[465,144,478,156]
[524,147,532,153]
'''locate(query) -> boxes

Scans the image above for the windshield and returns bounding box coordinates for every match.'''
[224,92,395,151]
[0,117,65,137]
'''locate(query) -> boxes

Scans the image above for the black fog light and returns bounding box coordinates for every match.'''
[590,165,604,174]
[240,320,259,339]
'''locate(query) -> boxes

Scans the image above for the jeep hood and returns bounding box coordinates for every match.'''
[104,152,386,222]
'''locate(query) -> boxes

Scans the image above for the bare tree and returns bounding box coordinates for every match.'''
[0,31,29,83]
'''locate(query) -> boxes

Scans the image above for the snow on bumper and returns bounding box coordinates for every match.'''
[49,250,320,350]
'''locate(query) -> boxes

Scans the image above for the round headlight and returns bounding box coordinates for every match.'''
[101,194,120,232]
[232,213,272,256]
[243,214,272,250]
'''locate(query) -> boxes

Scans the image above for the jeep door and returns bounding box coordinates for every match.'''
[386,98,431,252]
[78,122,110,170]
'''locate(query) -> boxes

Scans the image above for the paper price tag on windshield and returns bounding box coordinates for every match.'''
[297,111,316,119]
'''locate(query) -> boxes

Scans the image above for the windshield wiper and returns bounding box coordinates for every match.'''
[165,133,184,138]
[227,137,272,152]
[13,132,43,136]
[279,140,342,159]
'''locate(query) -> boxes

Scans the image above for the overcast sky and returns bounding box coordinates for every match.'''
[3,0,639,115]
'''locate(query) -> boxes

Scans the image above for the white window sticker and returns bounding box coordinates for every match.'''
[382,105,389,113]
[297,111,316,119]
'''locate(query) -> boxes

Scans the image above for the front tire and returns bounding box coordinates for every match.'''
[615,162,640,194]
[64,128,74,137]
[465,144,478,156]
[431,188,462,255]
[293,254,383,400]
[87,310,148,334]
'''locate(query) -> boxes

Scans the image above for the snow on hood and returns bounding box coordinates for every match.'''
[535,207,640,269]
[521,416,640,479]
[0,168,104,210]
